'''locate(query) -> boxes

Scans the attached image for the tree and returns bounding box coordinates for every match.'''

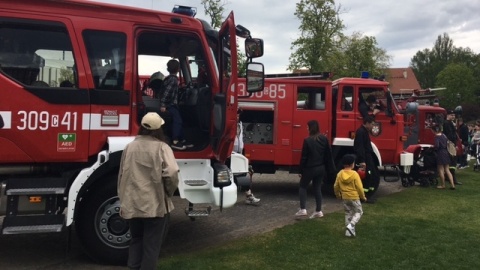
[410,33,480,117]
[435,63,475,110]
[201,0,247,76]
[201,0,225,29]
[58,67,74,85]
[411,33,455,88]
[328,32,391,78]
[288,0,345,73]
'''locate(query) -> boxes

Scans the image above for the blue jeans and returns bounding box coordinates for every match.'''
[167,105,184,142]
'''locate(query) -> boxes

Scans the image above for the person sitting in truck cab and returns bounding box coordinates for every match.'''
[359,94,380,118]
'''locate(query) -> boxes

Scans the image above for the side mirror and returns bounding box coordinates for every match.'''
[246,62,264,93]
[245,38,264,58]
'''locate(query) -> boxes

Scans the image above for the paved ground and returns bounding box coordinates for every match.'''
[0,171,405,269]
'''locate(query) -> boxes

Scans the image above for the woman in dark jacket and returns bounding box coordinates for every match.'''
[295,120,335,219]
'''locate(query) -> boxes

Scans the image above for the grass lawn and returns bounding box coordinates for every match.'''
[158,160,480,270]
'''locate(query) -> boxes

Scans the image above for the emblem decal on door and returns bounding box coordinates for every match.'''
[371,122,381,137]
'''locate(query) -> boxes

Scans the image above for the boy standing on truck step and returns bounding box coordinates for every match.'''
[118,112,179,270]
[334,154,367,237]
[160,59,193,150]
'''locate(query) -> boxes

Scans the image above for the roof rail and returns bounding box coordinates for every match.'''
[265,72,332,80]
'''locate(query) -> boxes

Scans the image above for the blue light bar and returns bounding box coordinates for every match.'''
[361,71,369,78]
[172,5,197,17]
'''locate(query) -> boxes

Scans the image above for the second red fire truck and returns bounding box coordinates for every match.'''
[237,74,415,193]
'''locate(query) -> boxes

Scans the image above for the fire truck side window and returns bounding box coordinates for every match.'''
[359,88,385,112]
[0,19,77,87]
[341,86,353,111]
[297,87,326,110]
[83,30,126,90]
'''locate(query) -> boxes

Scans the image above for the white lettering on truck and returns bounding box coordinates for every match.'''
[16,111,78,131]
[238,83,286,99]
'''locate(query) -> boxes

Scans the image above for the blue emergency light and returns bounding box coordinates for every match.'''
[172,5,197,17]
[361,71,369,78]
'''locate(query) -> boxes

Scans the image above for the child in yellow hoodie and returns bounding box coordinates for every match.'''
[334,154,367,237]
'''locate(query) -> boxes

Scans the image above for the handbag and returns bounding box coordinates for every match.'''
[446,139,456,156]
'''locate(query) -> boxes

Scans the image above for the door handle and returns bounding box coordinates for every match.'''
[341,114,349,118]
[293,125,301,128]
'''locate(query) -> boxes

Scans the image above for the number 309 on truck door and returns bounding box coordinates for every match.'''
[16,111,78,131]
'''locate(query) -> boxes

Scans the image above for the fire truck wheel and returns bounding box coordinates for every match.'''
[76,176,129,265]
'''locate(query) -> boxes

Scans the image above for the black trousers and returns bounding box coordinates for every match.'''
[127,215,170,270]
[364,154,380,195]
[299,166,325,212]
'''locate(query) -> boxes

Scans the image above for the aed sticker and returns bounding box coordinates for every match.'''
[57,133,76,152]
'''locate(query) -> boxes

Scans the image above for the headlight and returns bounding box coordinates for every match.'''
[213,163,232,187]
[216,170,231,183]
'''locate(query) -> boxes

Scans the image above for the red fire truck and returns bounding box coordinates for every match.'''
[0,0,264,264]
[396,88,447,147]
[237,74,414,193]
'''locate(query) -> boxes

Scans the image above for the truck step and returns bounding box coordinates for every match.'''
[184,206,211,217]
[6,177,67,195]
[2,215,64,234]
[7,187,65,195]
[184,180,208,186]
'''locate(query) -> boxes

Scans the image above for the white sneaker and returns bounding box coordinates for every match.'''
[345,230,353,237]
[245,194,260,205]
[309,211,324,219]
[346,223,356,237]
[295,209,307,217]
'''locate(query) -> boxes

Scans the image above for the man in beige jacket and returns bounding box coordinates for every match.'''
[118,112,179,270]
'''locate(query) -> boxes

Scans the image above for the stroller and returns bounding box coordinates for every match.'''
[401,145,438,187]
[474,143,480,172]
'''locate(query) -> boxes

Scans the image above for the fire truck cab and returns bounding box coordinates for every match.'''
[238,74,413,193]
[0,0,264,264]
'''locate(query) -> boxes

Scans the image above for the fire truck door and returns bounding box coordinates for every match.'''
[212,12,238,162]
[292,86,329,165]
[335,85,356,139]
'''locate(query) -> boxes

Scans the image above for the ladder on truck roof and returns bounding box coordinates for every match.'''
[265,72,332,80]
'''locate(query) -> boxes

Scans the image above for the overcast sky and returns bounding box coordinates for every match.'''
[90,0,480,74]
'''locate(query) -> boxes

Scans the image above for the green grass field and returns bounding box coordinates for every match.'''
[158,160,480,270]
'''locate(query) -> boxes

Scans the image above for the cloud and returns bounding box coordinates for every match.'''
[91,0,480,72]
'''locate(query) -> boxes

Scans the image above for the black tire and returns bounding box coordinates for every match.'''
[76,175,130,265]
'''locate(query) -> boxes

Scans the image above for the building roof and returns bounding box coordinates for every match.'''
[386,67,421,95]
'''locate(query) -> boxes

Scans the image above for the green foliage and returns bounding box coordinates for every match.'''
[411,33,480,116]
[288,1,390,79]
[201,0,225,29]
[436,63,475,110]
[158,164,480,269]
[288,0,345,72]
[202,0,247,77]
[58,67,75,85]
[329,32,391,79]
